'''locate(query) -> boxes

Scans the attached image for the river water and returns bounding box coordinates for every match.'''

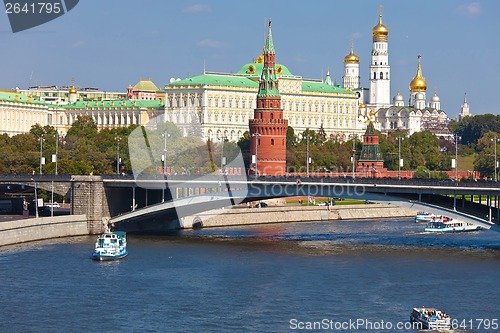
[1,217,499,333]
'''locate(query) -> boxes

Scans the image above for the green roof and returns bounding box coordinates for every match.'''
[168,74,258,89]
[236,62,294,78]
[133,80,159,92]
[61,99,164,109]
[364,121,377,135]
[301,81,356,95]
[0,91,48,105]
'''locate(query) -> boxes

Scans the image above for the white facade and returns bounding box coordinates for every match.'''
[165,72,362,143]
[0,93,52,136]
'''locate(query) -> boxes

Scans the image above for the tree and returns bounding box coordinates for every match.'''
[455,114,500,146]
[473,131,499,178]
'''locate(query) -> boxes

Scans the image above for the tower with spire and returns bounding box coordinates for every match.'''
[459,93,470,121]
[248,20,288,176]
[343,41,360,90]
[357,121,387,177]
[369,6,391,109]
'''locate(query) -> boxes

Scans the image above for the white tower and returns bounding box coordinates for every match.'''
[343,42,360,90]
[409,55,427,107]
[459,93,470,120]
[369,7,391,109]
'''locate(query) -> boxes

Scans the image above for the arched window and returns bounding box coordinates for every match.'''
[271,138,275,146]
[386,72,389,79]
[380,72,384,79]
[270,113,274,120]
[373,72,376,80]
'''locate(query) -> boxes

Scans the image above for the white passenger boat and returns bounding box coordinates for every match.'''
[424,219,482,233]
[415,211,437,223]
[410,307,451,330]
[92,231,128,261]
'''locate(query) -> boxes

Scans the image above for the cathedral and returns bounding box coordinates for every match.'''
[335,8,450,136]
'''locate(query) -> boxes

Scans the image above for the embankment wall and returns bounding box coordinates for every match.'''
[180,204,416,228]
[0,215,88,247]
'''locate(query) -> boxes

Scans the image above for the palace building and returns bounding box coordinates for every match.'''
[164,26,361,143]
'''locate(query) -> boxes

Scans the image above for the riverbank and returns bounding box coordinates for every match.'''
[0,215,88,247]
[180,203,417,229]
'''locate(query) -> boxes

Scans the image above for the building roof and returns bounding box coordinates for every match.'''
[0,91,47,106]
[133,79,159,92]
[301,80,356,95]
[168,73,259,89]
[60,99,164,110]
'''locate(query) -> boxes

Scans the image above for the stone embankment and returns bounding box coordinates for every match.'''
[0,215,88,247]
[180,203,416,229]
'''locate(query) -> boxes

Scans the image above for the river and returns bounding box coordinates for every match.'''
[0,217,499,332]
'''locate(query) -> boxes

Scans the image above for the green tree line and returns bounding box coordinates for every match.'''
[1,114,498,178]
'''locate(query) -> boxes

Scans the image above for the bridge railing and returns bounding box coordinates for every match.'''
[2,173,500,188]
[0,174,72,182]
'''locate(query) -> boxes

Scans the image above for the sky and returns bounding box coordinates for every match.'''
[0,0,498,119]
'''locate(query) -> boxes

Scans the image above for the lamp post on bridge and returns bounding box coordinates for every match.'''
[162,132,170,203]
[31,178,38,218]
[115,136,122,175]
[350,134,358,179]
[39,135,45,175]
[50,131,60,217]
[491,136,499,182]
[251,133,261,176]
[452,133,461,211]
[396,136,404,180]
[220,135,227,175]
[305,129,313,177]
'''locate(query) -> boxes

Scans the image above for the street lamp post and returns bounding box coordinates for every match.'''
[350,134,357,179]
[251,133,261,176]
[50,132,59,217]
[220,136,226,175]
[452,133,461,211]
[31,179,38,218]
[306,130,312,177]
[453,133,461,181]
[39,135,44,175]
[396,137,404,180]
[492,137,499,182]
[162,132,170,203]
[115,136,122,175]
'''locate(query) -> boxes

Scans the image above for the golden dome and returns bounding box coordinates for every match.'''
[409,55,427,92]
[344,47,359,64]
[69,80,77,94]
[359,103,366,109]
[255,48,264,63]
[372,9,388,42]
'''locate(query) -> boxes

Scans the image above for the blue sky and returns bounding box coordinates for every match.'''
[0,0,498,119]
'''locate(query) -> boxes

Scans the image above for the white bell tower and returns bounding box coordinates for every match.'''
[369,7,391,109]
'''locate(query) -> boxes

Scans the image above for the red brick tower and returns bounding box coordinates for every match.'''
[357,121,387,177]
[249,20,288,176]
